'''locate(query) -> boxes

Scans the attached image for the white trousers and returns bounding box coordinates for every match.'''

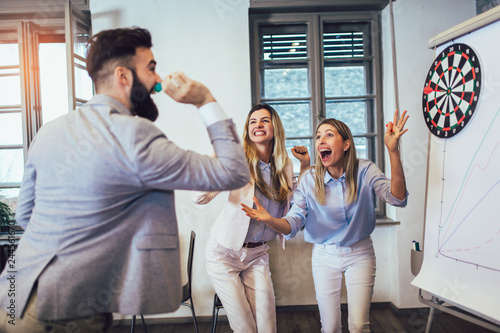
[312,237,376,333]
[205,236,276,333]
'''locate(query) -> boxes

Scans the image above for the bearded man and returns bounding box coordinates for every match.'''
[0,27,249,333]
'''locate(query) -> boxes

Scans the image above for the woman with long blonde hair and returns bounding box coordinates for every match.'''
[193,103,308,332]
[242,110,409,333]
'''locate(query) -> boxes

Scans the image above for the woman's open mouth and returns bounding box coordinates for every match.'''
[319,148,331,162]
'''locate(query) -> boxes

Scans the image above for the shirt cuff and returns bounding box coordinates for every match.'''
[388,190,409,207]
[198,102,229,127]
[283,216,299,240]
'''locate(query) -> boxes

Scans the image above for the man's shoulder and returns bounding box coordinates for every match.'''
[105,109,159,134]
[77,100,159,136]
[78,99,164,147]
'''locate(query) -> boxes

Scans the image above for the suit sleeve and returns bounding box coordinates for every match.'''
[14,151,37,230]
[132,116,250,192]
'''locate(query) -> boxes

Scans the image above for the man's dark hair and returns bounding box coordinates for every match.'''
[86,27,153,87]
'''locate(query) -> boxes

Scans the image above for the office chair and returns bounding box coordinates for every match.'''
[0,244,16,273]
[180,230,199,333]
[130,231,198,333]
[211,293,224,333]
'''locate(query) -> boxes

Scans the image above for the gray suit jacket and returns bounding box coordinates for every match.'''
[0,95,249,320]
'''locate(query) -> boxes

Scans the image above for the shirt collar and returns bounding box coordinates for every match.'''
[86,94,133,116]
[324,170,346,183]
[259,160,271,172]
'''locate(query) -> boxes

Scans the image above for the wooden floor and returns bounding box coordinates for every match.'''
[112,305,495,333]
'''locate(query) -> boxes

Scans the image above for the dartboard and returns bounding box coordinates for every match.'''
[422,43,481,138]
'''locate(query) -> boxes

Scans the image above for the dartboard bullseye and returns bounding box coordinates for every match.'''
[422,43,481,138]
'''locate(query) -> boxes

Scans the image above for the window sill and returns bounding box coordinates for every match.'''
[376,217,400,226]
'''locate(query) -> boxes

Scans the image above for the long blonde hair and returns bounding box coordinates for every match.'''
[314,118,359,205]
[242,104,292,204]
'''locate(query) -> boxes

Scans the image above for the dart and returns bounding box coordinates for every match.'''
[423,86,446,94]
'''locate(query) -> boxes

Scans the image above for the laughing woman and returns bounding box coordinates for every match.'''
[242,110,409,333]
[192,104,309,333]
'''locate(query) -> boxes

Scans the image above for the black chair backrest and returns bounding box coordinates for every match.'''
[0,244,16,274]
[186,231,196,294]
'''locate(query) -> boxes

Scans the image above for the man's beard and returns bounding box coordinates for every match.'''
[129,69,159,122]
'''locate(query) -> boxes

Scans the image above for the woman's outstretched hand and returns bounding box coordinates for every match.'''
[385,109,409,153]
[241,196,272,223]
[385,109,409,200]
[242,196,293,234]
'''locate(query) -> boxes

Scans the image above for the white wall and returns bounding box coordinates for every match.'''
[89,0,477,320]
[381,0,476,308]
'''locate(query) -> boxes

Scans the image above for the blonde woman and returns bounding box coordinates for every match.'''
[192,104,308,333]
[242,110,409,333]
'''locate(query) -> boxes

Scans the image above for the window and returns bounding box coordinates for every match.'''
[0,2,92,201]
[250,10,385,215]
[0,42,24,199]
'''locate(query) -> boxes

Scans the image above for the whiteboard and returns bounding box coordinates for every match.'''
[411,18,500,325]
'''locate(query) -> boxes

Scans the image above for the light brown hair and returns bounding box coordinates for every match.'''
[242,104,292,204]
[314,118,359,205]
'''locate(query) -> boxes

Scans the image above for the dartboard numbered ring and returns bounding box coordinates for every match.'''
[422,43,481,138]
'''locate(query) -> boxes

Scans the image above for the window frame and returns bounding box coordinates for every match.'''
[0,2,91,198]
[0,21,41,194]
[250,11,387,216]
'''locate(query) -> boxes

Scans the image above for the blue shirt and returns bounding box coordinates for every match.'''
[244,160,284,243]
[284,159,408,247]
